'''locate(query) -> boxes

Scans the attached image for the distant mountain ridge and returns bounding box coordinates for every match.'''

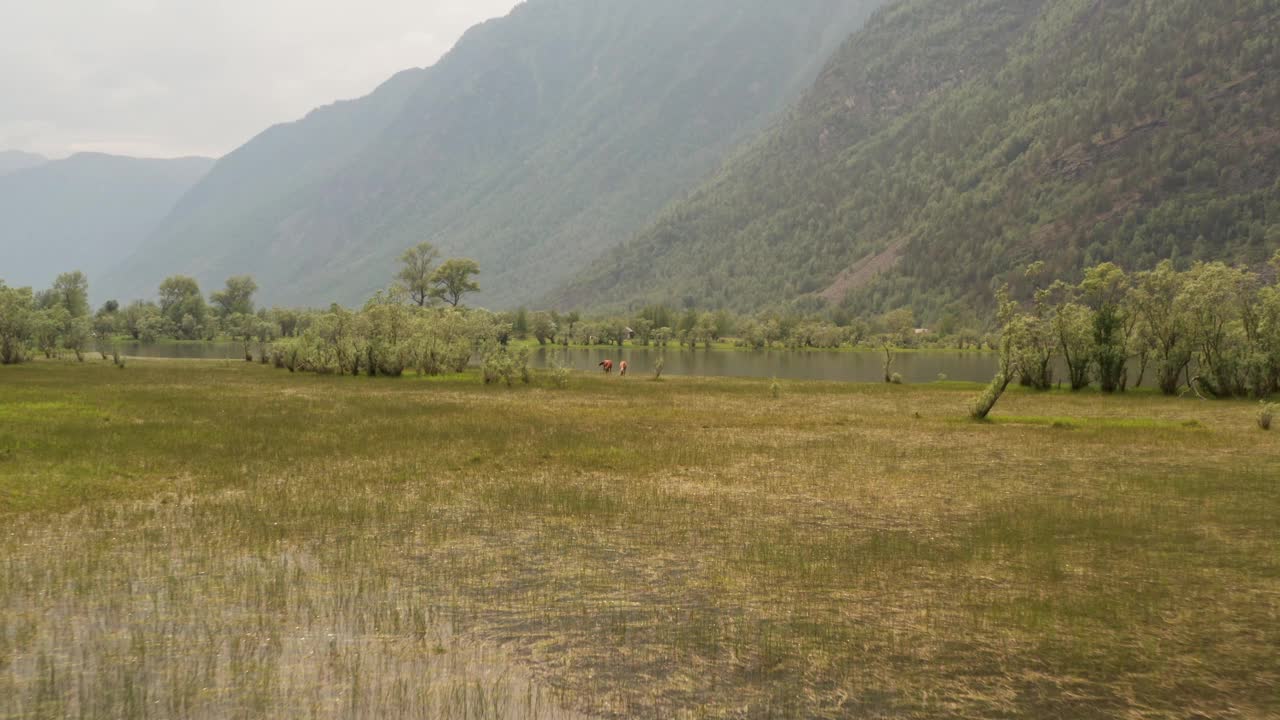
[553,0,1280,319]
[99,0,885,307]
[0,150,46,176]
[0,153,214,292]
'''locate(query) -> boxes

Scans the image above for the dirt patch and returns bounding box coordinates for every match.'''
[1047,118,1168,180]
[818,239,906,303]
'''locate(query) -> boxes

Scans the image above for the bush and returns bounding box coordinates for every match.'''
[890,372,904,385]
[653,357,665,380]
[1259,402,1277,431]
[770,378,781,400]
[482,348,516,386]
[548,350,571,389]
[513,347,532,384]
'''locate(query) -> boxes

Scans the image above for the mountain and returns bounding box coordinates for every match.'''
[0,153,214,292]
[553,0,1280,320]
[99,0,885,307]
[0,150,46,176]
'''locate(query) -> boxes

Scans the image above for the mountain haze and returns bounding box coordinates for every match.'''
[100,0,885,307]
[0,151,47,176]
[0,153,214,291]
[555,0,1279,319]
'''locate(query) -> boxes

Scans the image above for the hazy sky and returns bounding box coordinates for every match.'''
[0,0,520,159]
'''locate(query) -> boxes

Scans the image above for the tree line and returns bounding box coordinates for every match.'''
[973,255,1280,419]
[5,244,1278,410]
[0,242,484,366]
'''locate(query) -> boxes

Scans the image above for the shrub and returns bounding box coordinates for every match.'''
[482,348,516,386]
[552,365,570,389]
[770,378,781,400]
[513,347,532,384]
[653,357,665,380]
[890,372,904,385]
[547,350,571,389]
[1259,402,1277,431]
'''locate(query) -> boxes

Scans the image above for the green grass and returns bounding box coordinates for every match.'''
[1,360,1277,718]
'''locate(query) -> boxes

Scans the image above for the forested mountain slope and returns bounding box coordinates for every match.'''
[0,153,214,290]
[554,0,1280,320]
[101,0,884,307]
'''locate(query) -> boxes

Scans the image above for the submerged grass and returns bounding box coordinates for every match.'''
[1,360,1277,718]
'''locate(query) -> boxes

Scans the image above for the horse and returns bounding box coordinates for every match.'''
[598,359,614,374]
[619,360,629,377]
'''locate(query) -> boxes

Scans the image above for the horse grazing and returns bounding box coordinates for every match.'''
[598,359,614,374]
[619,361,629,377]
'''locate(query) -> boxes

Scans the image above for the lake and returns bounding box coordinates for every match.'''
[119,341,1001,383]
[530,346,1001,383]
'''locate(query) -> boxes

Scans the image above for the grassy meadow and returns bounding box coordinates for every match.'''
[1,359,1277,718]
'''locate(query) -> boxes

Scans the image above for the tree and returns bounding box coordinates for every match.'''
[512,307,529,339]
[62,316,90,362]
[0,282,36,364]
[1011,264,1056,390]
[1130,261,1192,395]
[158,276,207,337]
[33,306,69,359]
[631,317,654,346]
[1181,262,1250,397]
[877,308,914,383]
[971,287,1023,420]
[1082,263,1131,393]
[1052,299,1095,391]
[123,301,161,341]
[430,259,480,307]
[137,314,166,344]
[92,313,117,359]
[51,271,90,318]
[530,312,557,345]
[396,242,440,307]
[210,276,258,319]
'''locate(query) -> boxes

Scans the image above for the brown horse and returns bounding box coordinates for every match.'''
[599,359,614,374]
[619,360,629,377]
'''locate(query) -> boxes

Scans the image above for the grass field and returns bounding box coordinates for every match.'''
[1,360,1277,718]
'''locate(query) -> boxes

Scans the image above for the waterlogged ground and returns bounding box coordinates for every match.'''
[1,360,1278,718]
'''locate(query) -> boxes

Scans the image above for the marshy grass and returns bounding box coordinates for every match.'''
[1,360,1277,718]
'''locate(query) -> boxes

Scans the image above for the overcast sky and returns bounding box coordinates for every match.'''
[0,0,520,160]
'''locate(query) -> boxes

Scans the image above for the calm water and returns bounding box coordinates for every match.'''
[120,341,1000,383]
[120,341,247,360]
[531,347,1000,383]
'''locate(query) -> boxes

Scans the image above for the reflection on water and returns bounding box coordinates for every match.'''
[120,341,246,360]
[531,347,1002,384]
[122,341,999,383]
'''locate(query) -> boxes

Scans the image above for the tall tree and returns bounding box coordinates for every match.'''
[1082,264,1131,393]
[158,276,208,337]
[430,259,480,308]
[51,271,90,318]
[397,242,441,307]
[1130,261,1192,395]
[210,276,259,318]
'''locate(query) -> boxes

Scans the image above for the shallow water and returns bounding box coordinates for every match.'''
[532,346,1002,383]
[122,342,1000,383]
